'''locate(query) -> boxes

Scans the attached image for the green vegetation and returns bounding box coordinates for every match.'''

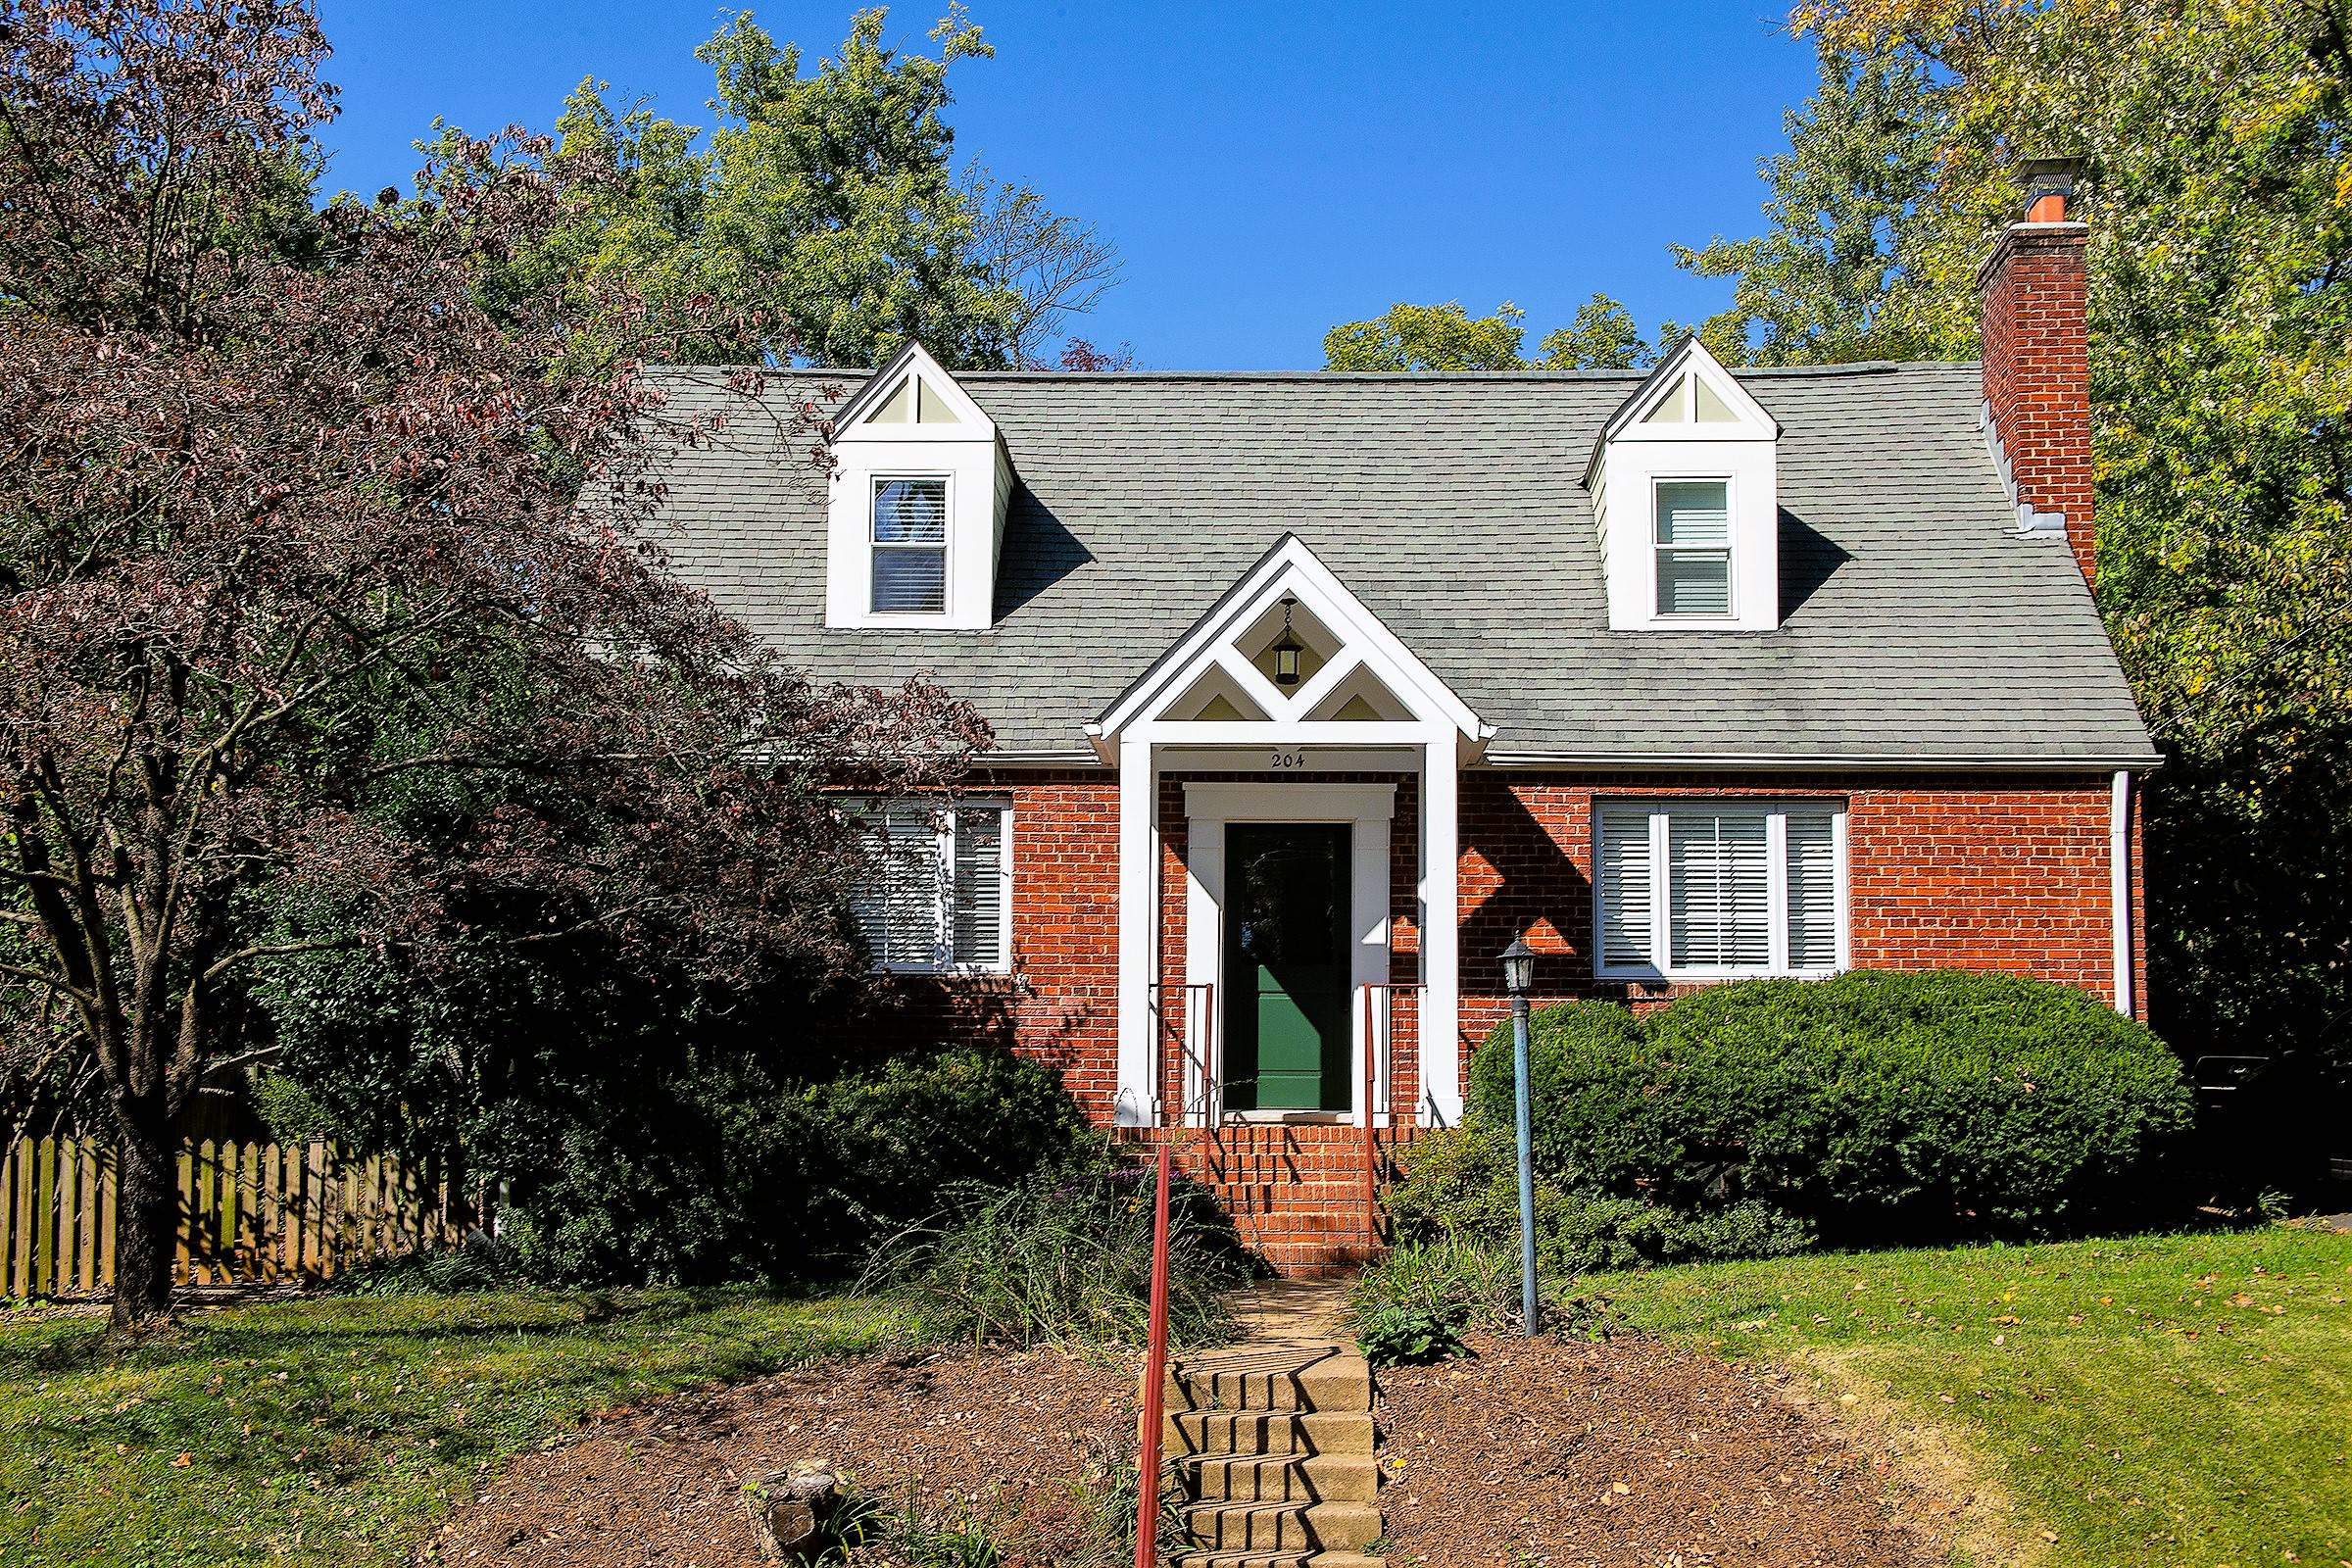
[1690,2,2352,1177]
[1596,1225,2352,1567]
[1321,294,1673,371]
[0,1289,913,1568]
[876,1160,1258,1348]
[1457,972,2192,1246]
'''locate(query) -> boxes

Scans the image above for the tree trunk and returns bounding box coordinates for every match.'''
[111,1109,179,1330]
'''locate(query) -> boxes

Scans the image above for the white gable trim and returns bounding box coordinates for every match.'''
[832,341,997,440]
[1091,534,1487,749]
[1584,336,1778,488]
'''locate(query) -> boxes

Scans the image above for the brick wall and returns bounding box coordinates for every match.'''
[1980,219,2095,585]
[864,767,2140,1137]
[847,769,1121,1123]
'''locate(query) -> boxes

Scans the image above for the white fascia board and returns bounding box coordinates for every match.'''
[1480,748,2167,771]
[1583,336,1779,488]
[831,341,996,436]
[1132,719,1454,747]
[1095,534,1484,742]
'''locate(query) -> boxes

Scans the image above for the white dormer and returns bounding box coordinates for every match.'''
[1583,338,1782,632]
[826,343,1009,630]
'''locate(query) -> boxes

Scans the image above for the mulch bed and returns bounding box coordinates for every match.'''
[1376,1333,1943,1568]
[418,1347,1138,1567]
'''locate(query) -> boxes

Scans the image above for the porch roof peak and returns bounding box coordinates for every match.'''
[1086,532,1490,757]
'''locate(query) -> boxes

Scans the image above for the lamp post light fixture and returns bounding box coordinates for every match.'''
[1271,599,1303,687]
[1499,937,1540,1337]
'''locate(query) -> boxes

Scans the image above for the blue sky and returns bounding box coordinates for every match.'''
[315,2,1815,369]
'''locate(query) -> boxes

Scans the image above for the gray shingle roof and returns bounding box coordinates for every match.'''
[645,363,2157,768]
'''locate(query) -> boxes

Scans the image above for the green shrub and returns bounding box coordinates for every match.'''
[789,1046,1092,1273]
[1356,1303,1468,1367]
[1383,1128,1810,1272]
[1349,1237,1615,1341]
[1465,1001,1658,1188]
[1462,969,2196,1244]
[1348,1235,1516,1329]
[875,1157,1259,1348]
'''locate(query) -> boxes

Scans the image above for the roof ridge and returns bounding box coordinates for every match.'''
[646,361,1982,383]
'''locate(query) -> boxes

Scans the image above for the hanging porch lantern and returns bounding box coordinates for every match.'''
[1271,598,1304,687]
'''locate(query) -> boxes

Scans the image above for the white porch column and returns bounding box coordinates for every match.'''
[1419,740,1463,1125]
[1113,734,1157,1126]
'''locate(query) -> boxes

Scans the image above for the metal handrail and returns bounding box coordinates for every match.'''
[1358,982,1424,1246]
[1149,981,1219,1130]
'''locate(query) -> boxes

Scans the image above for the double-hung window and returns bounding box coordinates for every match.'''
[1653,478,1733,616]
[1595,801,1844,979]
[870,477,949,614]
[850,800,1009,973]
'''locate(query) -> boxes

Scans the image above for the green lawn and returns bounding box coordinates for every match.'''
[0,1289,912,1568]
[1592,1224,2352,1568]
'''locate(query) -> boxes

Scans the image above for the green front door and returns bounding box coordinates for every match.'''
[1223,822,1351,1114]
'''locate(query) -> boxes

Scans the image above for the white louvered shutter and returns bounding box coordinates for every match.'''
[1669,810,1770,967]
[1598,808,1658,967]
[951,806,1006,968]
[854,804,947,967]
[1784,810,1838,970]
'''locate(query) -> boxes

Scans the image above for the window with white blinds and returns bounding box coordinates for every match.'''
[1594,803,1844,978]
[850,801,1010,973]
[870,477,949,614]
[1653,478,1733,616]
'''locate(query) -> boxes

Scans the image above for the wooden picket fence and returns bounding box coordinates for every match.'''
[0,1136,464,1299]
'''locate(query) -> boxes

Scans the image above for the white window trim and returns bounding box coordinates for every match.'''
[1650,473,1738,622]
[854,797,1014,976]
[1593,800,1847,982]
[866,472,956,622]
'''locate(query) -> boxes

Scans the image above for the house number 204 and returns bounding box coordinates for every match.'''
[1267,749,1306,769]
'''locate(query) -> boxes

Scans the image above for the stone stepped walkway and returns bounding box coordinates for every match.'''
[1161,1282,1382,1568]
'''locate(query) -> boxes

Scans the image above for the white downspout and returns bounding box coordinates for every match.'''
[2110,769,2133,1018]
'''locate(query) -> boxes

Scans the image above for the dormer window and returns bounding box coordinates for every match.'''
[1583,338,1783,633]
[871,477,949,613]
[826,344,1008,631]
[1654,479,1733,616]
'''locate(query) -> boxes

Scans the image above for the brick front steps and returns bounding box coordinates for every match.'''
[1163,1341,1383,1568]
[1124,1125,1418,1277]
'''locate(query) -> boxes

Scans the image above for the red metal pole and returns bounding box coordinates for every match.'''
[1135,1142,1173,1568]
[1362,985,1379,1245]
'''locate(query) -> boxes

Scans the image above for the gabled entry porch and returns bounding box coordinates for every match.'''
[1088,535,1491,1136]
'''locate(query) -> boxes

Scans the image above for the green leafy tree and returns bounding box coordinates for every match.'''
[1536,292,1654,368]
[1673,38,1948,364]
[1326,293,1667,371]
[1322,300,1531,370]
[1722,0,2352,1171]
[540,8,1113,368]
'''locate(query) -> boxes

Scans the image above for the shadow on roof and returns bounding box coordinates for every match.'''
[1780,507,1851,622]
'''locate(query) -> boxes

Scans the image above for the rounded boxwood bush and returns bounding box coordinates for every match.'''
[1464,970,2195,1244]
[1465,1000,1668,1190]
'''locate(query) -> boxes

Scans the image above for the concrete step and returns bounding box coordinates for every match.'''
[1176,1451,1378,1505]
[1168,1345,1372,1414]
[1167,1408,1374,1459]
[1182,1500,1384,1554]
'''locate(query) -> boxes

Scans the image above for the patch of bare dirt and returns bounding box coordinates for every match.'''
[1376,1333,1945,1568]
[418,1347,1138,1568]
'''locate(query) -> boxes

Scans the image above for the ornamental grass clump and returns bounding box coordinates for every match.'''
[873,1160,1259,1348]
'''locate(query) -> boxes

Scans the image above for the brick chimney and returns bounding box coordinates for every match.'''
[1978,156,2095,587]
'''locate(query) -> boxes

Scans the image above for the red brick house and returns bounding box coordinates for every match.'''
[655,165,2154,1270]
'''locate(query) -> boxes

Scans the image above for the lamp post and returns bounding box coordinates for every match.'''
[1498,938,1539,1337]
